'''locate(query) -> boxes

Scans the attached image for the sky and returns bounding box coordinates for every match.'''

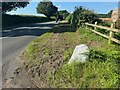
[7,1,119,16]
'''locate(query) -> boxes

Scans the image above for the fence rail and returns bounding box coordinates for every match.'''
[85,22,120,44]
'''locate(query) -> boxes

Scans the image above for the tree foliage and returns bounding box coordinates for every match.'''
[2,2,29,13]
[58,10,70,19]
[36,0,58,18]
[68,6,101,27]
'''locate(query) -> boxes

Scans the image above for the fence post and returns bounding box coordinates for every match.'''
[108,23,115,44]
[94,21,97,30]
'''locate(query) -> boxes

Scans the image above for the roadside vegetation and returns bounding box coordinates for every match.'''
[2,1,69,28]
[67,6,111,28]
[4,1,119,88]
[2,1,57,28]
[2,14,54,27]
[19,21,119,88]
[48,26,119,88]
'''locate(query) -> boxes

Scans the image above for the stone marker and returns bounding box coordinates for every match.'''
[68,44,89,64]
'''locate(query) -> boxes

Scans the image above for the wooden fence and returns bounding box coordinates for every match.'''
[85,22,120,44]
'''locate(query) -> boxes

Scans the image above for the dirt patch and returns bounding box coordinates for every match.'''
[23,33,73,87]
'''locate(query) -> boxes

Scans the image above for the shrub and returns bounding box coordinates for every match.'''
[68,6,102,27]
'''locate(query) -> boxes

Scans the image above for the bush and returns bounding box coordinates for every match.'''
[68,6,102,27]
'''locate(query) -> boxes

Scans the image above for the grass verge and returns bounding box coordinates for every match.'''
[20,21,120,88]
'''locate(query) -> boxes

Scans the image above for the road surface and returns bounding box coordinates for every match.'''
[1,21,57,88]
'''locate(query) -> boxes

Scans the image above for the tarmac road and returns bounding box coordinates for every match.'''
[1,21,57,88]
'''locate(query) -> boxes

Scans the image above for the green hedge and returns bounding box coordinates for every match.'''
[2,14,54,27]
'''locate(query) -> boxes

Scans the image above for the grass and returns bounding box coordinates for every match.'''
[47,26,119,88]
[2,14,54,27]
[20,21,120,88]
[21,33,54,63]
[49,49,119,88]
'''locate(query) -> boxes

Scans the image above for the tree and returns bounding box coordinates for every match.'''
[2,2,29,13]
[36,0,58,18]
[58,10,70,19]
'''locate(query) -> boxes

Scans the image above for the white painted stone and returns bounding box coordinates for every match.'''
[68,44,89,64]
